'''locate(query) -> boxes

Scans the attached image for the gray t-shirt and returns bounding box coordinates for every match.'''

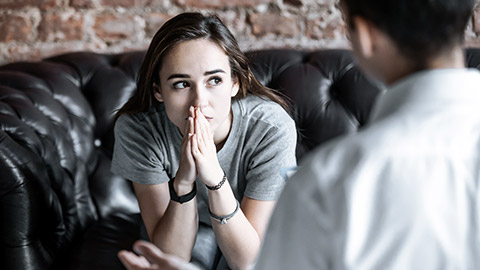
[111,95,297,269]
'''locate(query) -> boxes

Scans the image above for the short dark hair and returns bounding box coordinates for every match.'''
[116,12,288,117]
[341,0,476,63]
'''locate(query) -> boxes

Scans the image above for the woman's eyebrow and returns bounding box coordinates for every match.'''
[167,69,226,80]
[204,69,226,75]
[167,74,189,80]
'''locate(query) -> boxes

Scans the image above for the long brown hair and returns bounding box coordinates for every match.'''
[116,12,288,118]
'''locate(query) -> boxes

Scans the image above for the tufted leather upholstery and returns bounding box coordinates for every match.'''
[1,48,479,269]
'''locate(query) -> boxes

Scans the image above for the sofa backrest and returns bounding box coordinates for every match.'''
[247,49,384,159]
[0,51,144,268]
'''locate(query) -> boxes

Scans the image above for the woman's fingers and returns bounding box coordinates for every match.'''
[189,106,195,134]
[191,133,199,156]
[177,109,197,183]
[181,117,195,163]
[194,108,213,148]
[187,117,194,154]
[194,122,205,150]
[129,240,200,270]
[118,250,156,270]
[189,107,222,186]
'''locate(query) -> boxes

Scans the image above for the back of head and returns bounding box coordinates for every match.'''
[341,0,476,63]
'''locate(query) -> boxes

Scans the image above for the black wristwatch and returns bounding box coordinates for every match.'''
[168,178,196,204]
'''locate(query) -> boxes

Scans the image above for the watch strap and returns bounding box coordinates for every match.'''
[169,178,196,204]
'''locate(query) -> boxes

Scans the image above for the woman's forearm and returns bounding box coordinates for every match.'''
[207,182,263,270]
[151,185,199,261]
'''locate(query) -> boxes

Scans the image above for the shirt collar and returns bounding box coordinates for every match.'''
[368,68,480,124]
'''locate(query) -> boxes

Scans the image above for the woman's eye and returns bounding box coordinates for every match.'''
[173,81,189,89]
[207,77,222,86]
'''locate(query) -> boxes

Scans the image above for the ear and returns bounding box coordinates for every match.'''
[351,16,377,59]
[153,83,163,102]
[231,77,240,97]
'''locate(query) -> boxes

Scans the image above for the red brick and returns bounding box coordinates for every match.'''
[70,0,95,8]
[4,42,83,63]
[0,0,37,8]
[34,43,85,59]
[40,0,58,9]
[0,14,33,43]
[301,0,336,5]
[100,0,150,7]
[121,42,150,52]
[94,13,139,40]
[306,16,345,40]
[0,0,57,9]
[3,43,48,63]
[217,12,247,36]
[146,13,171,37]
[283,0,302,7]
[38,13,84,42]
[175,0,270,9]
[249,13,299,37]
[4,44,38,63]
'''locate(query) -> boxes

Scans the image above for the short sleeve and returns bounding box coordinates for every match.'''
[111,113,170,184]
[243,108,297,201]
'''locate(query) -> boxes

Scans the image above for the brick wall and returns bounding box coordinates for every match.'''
[0,0,479,65]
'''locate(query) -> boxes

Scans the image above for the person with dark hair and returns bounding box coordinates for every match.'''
[118,0,480,269]
[112,12,297,270]
[255,0,480,269]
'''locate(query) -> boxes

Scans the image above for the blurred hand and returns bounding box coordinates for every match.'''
[118,240,200,270]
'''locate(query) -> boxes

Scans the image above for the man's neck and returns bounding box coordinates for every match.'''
[386,46,465,85]
[424,47,465,70]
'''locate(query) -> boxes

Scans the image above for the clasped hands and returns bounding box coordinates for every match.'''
[174,106,224,194]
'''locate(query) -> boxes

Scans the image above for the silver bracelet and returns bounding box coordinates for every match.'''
[208,200,240,224]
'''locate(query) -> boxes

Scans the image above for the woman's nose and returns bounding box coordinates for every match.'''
[192,85,208,108]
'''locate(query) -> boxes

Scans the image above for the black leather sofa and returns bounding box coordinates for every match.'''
[1,48,479,269]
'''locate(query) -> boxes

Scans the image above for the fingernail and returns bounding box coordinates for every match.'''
[133,245,142,254]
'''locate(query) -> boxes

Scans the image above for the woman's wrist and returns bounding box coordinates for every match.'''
[205,170,227,191]
[209,199,240,224]
[174,179,196,196]
[169,178,196,204]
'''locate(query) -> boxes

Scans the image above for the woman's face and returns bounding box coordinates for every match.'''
[155,39,239,138]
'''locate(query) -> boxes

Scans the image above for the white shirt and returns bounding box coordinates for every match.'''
[255,69,480,270]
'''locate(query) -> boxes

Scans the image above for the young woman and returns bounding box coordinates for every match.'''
[112,12,297,270]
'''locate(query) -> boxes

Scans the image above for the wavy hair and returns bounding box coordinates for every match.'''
[116,12,288,118]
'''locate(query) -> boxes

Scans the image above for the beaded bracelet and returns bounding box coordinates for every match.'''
[209,200,240,224]
[205,171,227,191]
